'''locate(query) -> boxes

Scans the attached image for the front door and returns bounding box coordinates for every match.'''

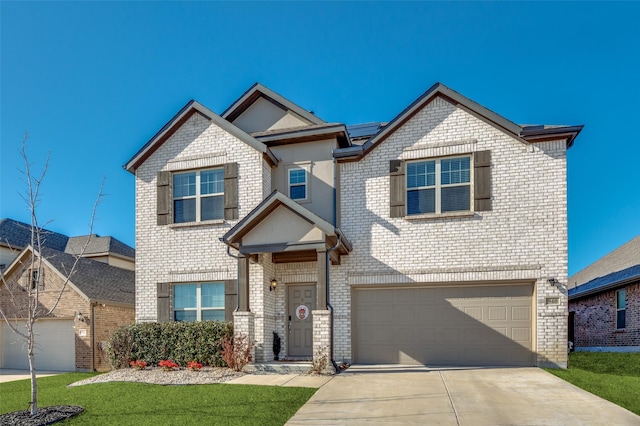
[288,284,316,357]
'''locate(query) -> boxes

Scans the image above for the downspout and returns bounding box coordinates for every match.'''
[224,244,241,311]
[91,302,97,372]
[326,232,341,373]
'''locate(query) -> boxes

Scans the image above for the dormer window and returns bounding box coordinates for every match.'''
[288,167,308,201]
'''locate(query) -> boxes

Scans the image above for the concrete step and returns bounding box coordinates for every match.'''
[245,361,312,374]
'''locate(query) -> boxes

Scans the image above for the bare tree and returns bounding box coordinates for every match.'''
[0,134,104,416]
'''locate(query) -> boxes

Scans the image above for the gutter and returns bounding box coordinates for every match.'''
[568,274,640,300]
[91,302,97,372]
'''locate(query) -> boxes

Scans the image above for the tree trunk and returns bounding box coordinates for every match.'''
[28,320,38,415]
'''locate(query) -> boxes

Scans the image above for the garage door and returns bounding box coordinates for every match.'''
[353,284,533,366]
[1,320,75,371]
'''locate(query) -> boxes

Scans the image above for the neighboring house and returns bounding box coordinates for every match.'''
[125,82,582,368]
[0,246,135,371]
[65,235,135,271]
[0,218,69,271]
[0,220,136,371]
[568,235,640,352]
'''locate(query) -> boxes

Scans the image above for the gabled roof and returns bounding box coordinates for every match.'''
[569,264,640,300]
[123,100,278,173]
[221,190,352,255]
[222,83,326,126]
[5,246,135,306]
[0,218,69,251]
[569,235,640,288]
[65,235,135,259]
[333,83,583,161]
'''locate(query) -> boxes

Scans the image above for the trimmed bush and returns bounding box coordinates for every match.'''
[107,321,233,369]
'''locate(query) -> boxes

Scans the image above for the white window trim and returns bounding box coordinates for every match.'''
[173,168,224,223]
[406,155,473,216]
[286,163,311,203]
[173,282,224,322]
[616,289,626,330]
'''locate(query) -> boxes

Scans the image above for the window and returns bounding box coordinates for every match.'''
[173,168,224,223]
[27,269,44,291]
[616,289,626,329]
[288,168,307,200]
[407,156,471,215]
[173,282,225,322]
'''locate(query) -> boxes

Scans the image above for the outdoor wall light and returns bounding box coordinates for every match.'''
[76,312,85,322]
[548,278,559,287]
[270,279,278,292]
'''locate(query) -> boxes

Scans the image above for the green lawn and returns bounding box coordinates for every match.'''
[0,373,316,425]
[545,352,640,416]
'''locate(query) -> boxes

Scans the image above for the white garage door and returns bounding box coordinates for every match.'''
[353,284,534,366]
[1,319,75,371]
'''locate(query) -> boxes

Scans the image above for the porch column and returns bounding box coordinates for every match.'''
[316,247,327,309]
[238,254,250,312]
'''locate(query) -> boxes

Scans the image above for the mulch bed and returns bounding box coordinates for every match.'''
[0,405,83,425]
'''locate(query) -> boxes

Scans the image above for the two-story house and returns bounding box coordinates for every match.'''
[125,83,582,368]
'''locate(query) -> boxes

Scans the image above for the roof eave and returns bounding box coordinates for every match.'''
[254,124,352,148]
[569,274,640,300]
[520,125,584,149]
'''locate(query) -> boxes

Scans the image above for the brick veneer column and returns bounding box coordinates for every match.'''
[233,310,255,363]
[312,309,333,373]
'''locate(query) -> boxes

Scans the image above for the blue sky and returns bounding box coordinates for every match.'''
[1,2,639,276]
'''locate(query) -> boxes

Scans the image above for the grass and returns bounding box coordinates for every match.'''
[545,352,640,416]
[0,373,316,425]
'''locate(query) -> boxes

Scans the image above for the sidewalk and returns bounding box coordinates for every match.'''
[226,373,333,388]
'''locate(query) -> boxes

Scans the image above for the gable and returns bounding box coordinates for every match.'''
[232,96,312,134]
[242,205,324,247]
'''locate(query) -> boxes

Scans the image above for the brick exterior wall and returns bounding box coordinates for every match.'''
[134,94,570,367]
[0,254,134,371]
[569,282,640,348]
[337,96,568,367]
[92,304,135,371]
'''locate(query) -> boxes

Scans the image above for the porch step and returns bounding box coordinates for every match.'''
[245,361,312,374]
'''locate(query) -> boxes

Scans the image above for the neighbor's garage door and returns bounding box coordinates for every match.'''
[1,319,75,371]
[353,284,533,366]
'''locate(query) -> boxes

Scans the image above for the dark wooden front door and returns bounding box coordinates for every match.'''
[288,284,316,357]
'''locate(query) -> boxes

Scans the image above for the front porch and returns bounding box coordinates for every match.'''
[221,191,351,367]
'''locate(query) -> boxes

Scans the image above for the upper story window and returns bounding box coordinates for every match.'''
[616,289,626,329]
[173,168,224,223]
[406,156,471,215]
[288,168,308,201]
[173,282,225,322]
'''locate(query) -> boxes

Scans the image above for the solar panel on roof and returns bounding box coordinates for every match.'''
[347,123,383,139]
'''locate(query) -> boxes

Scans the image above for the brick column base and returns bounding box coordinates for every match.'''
[312,310,333,374]
[233,311,255,363]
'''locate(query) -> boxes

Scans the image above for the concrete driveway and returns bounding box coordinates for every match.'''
[0,369,63,383]
[286,365,640,425]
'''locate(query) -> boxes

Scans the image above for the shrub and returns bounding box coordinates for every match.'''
[108,321,233,369]
[158,359,179,371]
[187,361,203,371]
[221,334,253,372]
[130,360,147,370]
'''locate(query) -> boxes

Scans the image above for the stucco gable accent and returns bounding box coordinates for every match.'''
[221,190,352,255]
[124,100,277,173]
[222,82,325,126]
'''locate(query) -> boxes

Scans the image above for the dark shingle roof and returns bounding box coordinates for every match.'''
[568,264,640,300]
[65,235,135,259]
[41,247,135,305]
[0,218,69,251]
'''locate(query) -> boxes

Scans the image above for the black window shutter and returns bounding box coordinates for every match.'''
[224,163,239,220]
[474,151,492,211]
[157,171,172,225]
[389,160,406,218]
[224,279,238,322]
[157,282,171,322]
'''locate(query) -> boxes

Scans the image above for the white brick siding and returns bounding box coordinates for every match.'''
[337,97,568,367]
[134,94,570,368]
